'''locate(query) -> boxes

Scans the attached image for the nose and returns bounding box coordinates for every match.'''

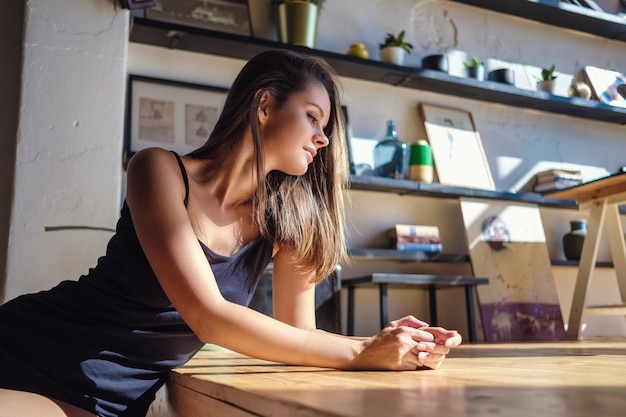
[314,129,330,148]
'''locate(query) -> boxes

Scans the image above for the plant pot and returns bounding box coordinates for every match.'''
[466,64,485,81]
[488,68,515,85]
[380,46,406,65]
[537,80,555,93]
[421,54,449,73]
[275,1,319,48]
[563,219,587,261]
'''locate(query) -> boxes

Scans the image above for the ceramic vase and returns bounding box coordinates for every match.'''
[563,219,587,261]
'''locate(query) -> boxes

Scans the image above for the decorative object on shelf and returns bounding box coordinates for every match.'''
[464,57,485,81]
[379,30,413,65]
[488,68,515,85]
[341,105,356,175]
[346,43,370,59]
[536,64,557,93]
[518,168,583,193]
[144,0,251,36]
[583,65,626,108]
[562,219,587,261]
[248,0,278,40]
[387,224,442,253]
[418,103,495,190]
[408,140,434,183]
[123,75,228,168]
[421,54,449,73]
[568,81,593,99]
[373,120,410,179]
[272,0,324,48]
[460,199,566,342]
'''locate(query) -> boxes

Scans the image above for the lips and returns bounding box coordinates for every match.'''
[304,146,317,160]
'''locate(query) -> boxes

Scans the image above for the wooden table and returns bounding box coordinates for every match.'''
[547,171,626,339]
[164,341,626,417]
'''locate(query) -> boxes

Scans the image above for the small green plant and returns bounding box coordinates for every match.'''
[540,64,557,81]
[464,57,483,68]
[379,30,414,54]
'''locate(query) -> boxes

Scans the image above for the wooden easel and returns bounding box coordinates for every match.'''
[548,171,626,340]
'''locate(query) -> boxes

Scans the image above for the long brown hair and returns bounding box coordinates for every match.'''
[188,49,348,282]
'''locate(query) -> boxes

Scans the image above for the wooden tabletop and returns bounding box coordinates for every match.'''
[546,170,626,204]
[167,340,626,417]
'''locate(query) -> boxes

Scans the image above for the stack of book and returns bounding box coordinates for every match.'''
[533,169,583,193]
[387,224,443,253]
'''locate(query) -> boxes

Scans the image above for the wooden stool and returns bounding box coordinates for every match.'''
[344,273,489,342]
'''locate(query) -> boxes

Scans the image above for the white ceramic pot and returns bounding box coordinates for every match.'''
[537,80,555,93]
[380,46,406,65]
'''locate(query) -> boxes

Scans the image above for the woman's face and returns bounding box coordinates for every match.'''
[260,83,331,176]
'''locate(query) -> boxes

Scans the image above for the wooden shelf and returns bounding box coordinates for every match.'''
[349,175,578,209]
[451,0,626,42]
[129,17,626,124]
[348,248,469,263]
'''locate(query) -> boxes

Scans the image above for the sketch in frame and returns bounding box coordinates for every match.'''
[146,0,251,36]
[418,103,495,190]
[124,75,228,167]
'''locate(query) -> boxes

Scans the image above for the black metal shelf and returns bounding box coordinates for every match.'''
[451,0,626,42]
[129,17,626,124]
[349,175,578,209]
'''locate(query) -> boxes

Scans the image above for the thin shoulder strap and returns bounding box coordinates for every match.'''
[170,151,190,207]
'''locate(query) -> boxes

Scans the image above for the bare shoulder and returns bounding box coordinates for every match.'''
[126,147,186,206]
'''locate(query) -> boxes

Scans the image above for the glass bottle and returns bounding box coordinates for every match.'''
[374,120,409,179]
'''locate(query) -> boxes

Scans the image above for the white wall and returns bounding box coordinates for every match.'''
[2,0,128,301]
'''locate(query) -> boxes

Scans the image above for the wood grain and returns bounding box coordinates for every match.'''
[168,341,626,417]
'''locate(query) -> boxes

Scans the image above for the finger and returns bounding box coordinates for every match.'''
[393,315,429,329]
[418,351,446,370]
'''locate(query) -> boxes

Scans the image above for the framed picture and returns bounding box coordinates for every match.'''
[418,104,495,190]
[145,0,251,36]
[583,65,626,108]
[124,75,228,166]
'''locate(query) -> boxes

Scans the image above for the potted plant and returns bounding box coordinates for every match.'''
[379,30,413,65]
[271,0,326,48]
[464,57,485,81]
[537,64,557,93]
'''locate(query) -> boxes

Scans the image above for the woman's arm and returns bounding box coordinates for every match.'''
[271,246,462,370]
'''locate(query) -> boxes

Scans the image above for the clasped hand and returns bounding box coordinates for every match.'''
[351,315,462,371]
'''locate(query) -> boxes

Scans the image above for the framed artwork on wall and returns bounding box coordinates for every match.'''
[124,75,228,167]
[144,0,251,36]
[418,103,495,190]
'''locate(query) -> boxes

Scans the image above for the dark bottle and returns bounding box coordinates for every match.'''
[374,120,409,179]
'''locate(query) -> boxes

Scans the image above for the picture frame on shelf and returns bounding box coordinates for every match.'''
[583,65,626,108]
[145,0,251,36]
[124,75,228,168]
[418,103,495,190]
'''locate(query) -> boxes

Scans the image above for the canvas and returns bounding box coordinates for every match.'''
[460,198,566,341]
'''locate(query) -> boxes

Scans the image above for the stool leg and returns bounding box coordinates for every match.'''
[379,283,388,330]
[464,285,477,343]
[347,286,355,336]
[428,285,437,326]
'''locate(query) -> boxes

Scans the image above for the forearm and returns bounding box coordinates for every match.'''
[194,300,363,369]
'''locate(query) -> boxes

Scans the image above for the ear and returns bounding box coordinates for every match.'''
[257,90,272,123]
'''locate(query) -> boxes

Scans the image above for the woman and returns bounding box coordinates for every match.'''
[0,49,461,417]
